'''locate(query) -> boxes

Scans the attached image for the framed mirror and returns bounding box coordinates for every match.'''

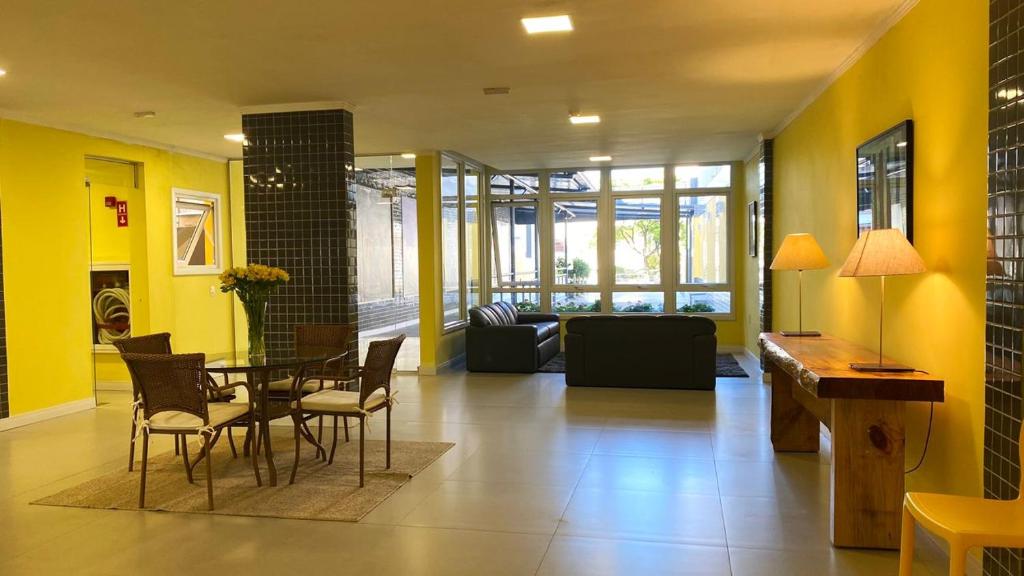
[856,120,913,243]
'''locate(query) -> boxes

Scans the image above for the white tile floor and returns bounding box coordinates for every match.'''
[0,353,951,575]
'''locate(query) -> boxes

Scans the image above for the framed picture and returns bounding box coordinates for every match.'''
[856,120,914,243]
[747,201,758,257]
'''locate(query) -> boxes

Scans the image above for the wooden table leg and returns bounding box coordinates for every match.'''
[830,398,905,549]
[769,360,820,452]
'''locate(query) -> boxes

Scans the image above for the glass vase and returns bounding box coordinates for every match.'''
[243,298,268,362]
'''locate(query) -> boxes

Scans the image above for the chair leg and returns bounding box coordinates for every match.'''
[948,542,966,576]
[317,415,324,452]
[898,505,915,576]
[174,434,181,456]
[139,430,150,508]
[227,426,238,458]
[359,417,365,488]
[289,413,303,485]
[182,437,194,484]
[344,416,350,442]
[243,426,252,457]
[249,418,262,487]
[203,432,215,511]
[128,419,137,472]
[328,415,339,465]
[386,405,391,470]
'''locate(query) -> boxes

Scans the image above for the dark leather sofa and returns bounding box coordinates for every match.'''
[467,302,561,373]
[564,315,717,390]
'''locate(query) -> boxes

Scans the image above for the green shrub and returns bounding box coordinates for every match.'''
[678,303,715,313]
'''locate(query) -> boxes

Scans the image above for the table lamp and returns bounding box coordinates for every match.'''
[838,228,925,372]
[770,233,829,337]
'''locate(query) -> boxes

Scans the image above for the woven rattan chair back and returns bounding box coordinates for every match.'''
[359,334,405,404]
[122,353,210,424]
[295,324,351,348]
[114,333,172,397]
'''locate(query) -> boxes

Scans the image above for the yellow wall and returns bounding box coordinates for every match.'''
[0,119,235,414]
[417,153,466,373]
[772,0,986,496]
[714,161,746,346]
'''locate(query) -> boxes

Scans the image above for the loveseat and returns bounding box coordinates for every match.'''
[466,302,560,372]
[564,315,716,389]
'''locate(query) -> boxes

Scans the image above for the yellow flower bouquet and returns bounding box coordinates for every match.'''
[219,264,290,359]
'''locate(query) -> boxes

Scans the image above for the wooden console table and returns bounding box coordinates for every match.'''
[758,332,944,550]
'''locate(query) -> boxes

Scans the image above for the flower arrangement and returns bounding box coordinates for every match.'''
[219,264,290,359]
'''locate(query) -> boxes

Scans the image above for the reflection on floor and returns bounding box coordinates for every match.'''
[0,353,951,575]
[360,320,420,372]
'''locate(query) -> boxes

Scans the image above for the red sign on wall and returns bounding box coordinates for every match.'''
[116,200,128,227]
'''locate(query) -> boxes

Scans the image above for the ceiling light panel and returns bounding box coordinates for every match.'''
[522,15,573,34]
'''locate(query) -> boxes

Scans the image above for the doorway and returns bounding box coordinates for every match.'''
[354,155,419,371]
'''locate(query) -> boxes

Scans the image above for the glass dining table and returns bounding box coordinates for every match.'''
[205,346,347,487]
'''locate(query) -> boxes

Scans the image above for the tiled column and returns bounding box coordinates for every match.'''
[759,139,774,369]
[241,109,358,362]
[987,1,1024,574]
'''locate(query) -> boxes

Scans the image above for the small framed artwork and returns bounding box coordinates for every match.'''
[856,120,913,243]
[747,201,758,257]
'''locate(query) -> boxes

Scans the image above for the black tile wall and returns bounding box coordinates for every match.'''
[241,109,359,365]
[988,2,1024,574]
[0,207,7,420]
[760,139,774,368]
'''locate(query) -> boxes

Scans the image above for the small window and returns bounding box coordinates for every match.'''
[173,189,222,275]
[490,173,540,195]
[676,291,731,314]
[674,164,731,189]
[494,292,541,313]
[611,167,665,191]
[552,292,601,313]
[611,292,665,313]
[550,170,601,193]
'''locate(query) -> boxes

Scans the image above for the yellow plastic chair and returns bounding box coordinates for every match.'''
[899,428,1024,575]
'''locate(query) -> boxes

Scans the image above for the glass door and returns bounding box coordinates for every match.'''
[354,155,419,371]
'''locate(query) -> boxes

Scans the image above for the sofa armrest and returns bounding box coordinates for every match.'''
[517,313,560,324]
[466,325,541,372]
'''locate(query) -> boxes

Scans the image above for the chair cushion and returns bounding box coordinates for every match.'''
[148,403,249,432]
[267,378,324,394]
[292,389,388,414]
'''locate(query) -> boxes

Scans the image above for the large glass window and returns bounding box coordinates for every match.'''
[678,195,728,284]
[440,158,461,325]
[553,199,599,285]
[484,163,734,317]
[614,197,662,284]
[490,201,540,288]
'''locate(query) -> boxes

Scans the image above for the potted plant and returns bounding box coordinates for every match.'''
[219,264,290,360]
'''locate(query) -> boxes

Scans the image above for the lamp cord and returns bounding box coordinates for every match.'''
[905,401,934,474]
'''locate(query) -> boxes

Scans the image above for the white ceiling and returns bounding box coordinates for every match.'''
[0,0,906,169]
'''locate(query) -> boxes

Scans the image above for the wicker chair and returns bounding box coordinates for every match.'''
[122,352,260,510]
[267,324,353,455]
[114,333,242,471]
[289,334,405,487]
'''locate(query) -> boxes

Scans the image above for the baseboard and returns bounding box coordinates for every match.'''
[0,397,97,432]
[419,353,465,376]
[95,380,131,392]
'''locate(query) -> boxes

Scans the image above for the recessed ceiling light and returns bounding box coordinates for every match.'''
[522,15,573,34]
[589,155,612,162]
[224,133,246,143]
[133,111,156,119]
[570,114,601,125]
[0,69,7,78]
[401,153,417,159]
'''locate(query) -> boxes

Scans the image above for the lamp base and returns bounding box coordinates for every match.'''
[781,330,822,337]
[849,362,915,373]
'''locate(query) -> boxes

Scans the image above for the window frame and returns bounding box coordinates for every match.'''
[439,153,486,333]
[172,188,223,276]
[483,162,734,319]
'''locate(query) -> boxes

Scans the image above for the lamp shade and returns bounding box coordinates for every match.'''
[770,233,829,271]
[839,228,925,277]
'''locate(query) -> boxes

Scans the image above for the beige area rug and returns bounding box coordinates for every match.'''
[33,433,454,522]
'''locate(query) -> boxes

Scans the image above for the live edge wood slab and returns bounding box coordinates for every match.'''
[758,332,944,550]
